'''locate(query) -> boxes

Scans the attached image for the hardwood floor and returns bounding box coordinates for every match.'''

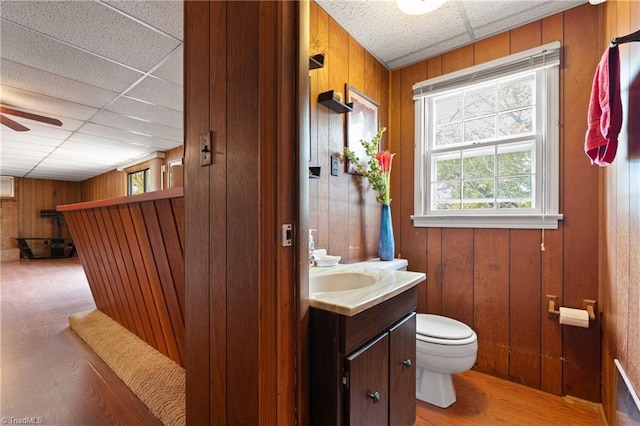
[1,258,604,425]
[0,258,160,425]
[416,370,604,425]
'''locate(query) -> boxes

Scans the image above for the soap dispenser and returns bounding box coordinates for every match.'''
[309,229,317,266]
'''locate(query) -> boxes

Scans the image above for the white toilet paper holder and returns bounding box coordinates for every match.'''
[547,295,596,320]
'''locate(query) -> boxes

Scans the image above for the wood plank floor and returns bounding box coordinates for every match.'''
[415,370,604,425]
[0,258,160,425]
[1,258,604,425]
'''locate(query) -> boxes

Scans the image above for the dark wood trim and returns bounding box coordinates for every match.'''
[57,187,183,211]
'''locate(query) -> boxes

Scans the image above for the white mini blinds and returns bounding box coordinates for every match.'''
[411,42,563,229]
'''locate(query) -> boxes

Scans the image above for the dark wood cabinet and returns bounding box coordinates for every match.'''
[310,287,417,426]
[389,314,417,426]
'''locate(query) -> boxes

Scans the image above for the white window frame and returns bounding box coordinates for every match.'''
[412,42,563,229]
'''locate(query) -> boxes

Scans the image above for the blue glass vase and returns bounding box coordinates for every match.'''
[379,204,395,261]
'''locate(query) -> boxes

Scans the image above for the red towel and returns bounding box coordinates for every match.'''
[584,46,623,166]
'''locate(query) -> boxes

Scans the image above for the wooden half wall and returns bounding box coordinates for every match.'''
[58,187,185,366]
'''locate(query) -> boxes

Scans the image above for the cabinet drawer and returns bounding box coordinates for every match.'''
[342,286,417,354]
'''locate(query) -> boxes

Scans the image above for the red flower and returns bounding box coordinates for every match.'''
[376,151,395,173]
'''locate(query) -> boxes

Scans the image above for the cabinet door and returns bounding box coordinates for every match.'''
[345,333,389,426]
[389,313,416,426]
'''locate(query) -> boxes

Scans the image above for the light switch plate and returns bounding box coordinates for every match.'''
[200,131,212,167]
[331,156,339,176]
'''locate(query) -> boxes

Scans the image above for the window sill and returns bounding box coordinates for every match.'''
[411,214,563,229]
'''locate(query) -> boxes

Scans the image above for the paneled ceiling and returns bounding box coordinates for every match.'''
[315,0,586,69]
[0,0,588,182]
[0,0,183,181]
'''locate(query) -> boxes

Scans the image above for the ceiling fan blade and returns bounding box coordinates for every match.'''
[0,114,30,132]
[0,106,63,127]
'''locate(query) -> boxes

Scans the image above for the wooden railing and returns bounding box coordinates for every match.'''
[58,187,185,366]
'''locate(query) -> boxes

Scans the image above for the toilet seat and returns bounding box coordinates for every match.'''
[416,314,477,346]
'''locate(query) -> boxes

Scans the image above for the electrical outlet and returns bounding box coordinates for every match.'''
[331,156,339,176]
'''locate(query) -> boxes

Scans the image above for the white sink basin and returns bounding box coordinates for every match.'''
[309,268,395,295]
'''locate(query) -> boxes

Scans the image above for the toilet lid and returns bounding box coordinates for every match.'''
[416,314,474,340]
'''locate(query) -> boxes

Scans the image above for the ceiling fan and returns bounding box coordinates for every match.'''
[0,106,63,132]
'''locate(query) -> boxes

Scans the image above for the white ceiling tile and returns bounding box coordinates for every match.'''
[90,110,183,142]
[103,0,184,41]
[1,60,120,110]
[126,76,183,112]
[0,139,60,154]
[0,129,65,148]
[47,148,141,166]
[152,46,183,86]
[0,85,100,121]
[0,1,181,72]
[106,96,182,129]
[66,132,150,151]
[77,123,181,151]
[0,19,143,92]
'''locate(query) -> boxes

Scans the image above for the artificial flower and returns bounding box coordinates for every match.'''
[343,127,396,205]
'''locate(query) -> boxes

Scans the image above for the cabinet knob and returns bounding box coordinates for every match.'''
[368,391,381,403]
[402,359,412,369]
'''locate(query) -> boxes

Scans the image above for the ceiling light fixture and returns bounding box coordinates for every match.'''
[397,0,447,15]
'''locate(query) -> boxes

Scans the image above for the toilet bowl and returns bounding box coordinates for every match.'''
[415,314,478,408]
[347,259,477,408]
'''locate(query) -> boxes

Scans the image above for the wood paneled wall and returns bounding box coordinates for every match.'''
[600,1,640,423]
[309,2,390,263]
[80,146,184,202]
[389,4,602,401]
[58,188,185,366]
[184,1,299,424]
[16,178,82,240]
[81,169,125,202]
[309,0,605,401]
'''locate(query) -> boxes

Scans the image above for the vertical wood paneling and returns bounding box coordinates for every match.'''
[59,191,185,367]
[509,230,542,387]
[399,63,428,298]
[561,4,601,402]
[313,5,330,255]
[426,228,442,314]
[226,2,260,423]
[347,34,367,262]
[510,21,542,53]
[474,33,510,64]
[540,229,563,395]
[473,229,509,378]
[390,4,605,401]
[327,18,350,260]
[117,203,168,357]
[600,0,640,423]
[441,229,474,326]
[17,178,81,243]
[107,206,156,346]
[309,3,390,263]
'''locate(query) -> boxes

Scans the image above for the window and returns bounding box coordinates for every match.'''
[412,42,563,229]
[127,168,149,195]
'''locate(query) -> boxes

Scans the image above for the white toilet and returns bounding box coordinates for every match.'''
[415,314,478,408]
[351,258,478,408]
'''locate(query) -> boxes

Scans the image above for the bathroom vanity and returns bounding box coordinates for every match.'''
[309,265,425,426]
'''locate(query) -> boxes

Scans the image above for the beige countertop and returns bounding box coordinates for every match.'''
[309,263,426,316]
